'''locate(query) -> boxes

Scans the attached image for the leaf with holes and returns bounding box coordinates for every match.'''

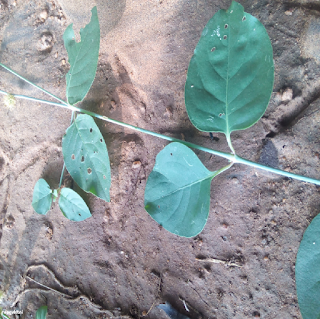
[296,213,320,319]
[36,306,47,319]
[185,1,274,141]
[63,6,100,105]
[62,114,111,202]
[144,142,224,238]
[32,179,52,215]
[59,188,91,221]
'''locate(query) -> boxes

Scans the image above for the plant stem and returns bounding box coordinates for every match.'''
[0,90,235,161]
[0,62,68,105]
[233,155,320,185]
[1,64,320,186]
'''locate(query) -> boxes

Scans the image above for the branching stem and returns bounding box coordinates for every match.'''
[1,63,320,186]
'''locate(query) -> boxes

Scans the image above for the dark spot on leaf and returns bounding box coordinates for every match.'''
[103,175,106,179]
[211,47,216,52]
[81,156,85,162]
[79,213,81,216]
[242,16,246,21]
[100,138,103,142]
[158,205,160,208]
[170,153,173,156]
[90,128,93,133]
[87,168,92,174]
[71,154,75,160]
[223,35,227,40]
[219,113,222,117]
[224,24,228,29]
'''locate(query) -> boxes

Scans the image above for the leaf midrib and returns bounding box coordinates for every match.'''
[150,170,215,201]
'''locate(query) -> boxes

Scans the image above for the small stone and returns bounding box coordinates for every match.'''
[132,160,141,169]
[281,88,293,102]
[164,106,173,117]
[285,9,293,16]
[110,100,116,109]
[61,58,66,65]
[39,9,48,21]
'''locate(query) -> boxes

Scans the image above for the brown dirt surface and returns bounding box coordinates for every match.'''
[1,0,320,318]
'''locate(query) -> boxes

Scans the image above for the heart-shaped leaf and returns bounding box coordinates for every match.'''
[185,1,274,141]
[296,213,320,319]
[63,6,100,105]
[32,179,52,215]
[144,142,224,238]
[59,188,91,221]
[36,306,47,319]
[62,114,111,202]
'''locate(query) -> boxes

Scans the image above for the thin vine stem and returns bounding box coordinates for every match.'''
[1,63,320,186]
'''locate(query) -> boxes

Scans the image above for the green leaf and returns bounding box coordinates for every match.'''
[36,306,47,319]
[62,114,111,202]
[144,142,219,238]
[185,1,274,139]
[63,6,100,105]
[32,179,52,215]
[296,213,320,319]
[59,188,92,221]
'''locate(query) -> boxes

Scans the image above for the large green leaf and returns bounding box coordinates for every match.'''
[59,188,91,221]
[144,142,221,238]
[296,213,320,319]
[36,306,47,319]
[63,6,100,105]
[62,114,111,202]
[185,1,274,139]
[32,179,52,215]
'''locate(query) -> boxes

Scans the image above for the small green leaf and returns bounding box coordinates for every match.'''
[32,179,52,215]
[296,213,320,319]
[185,1,274,140]
[62,114,111,202]
[36,306,47,319]
[63,6,100,105]
[59,188,91,221]
[144,142,219,238]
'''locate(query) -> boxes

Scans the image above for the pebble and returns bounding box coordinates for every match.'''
[39,9,48,21]
[281,88,293,102]
[132,160,141,169]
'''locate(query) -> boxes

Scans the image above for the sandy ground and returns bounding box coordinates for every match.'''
[1,0,320,318]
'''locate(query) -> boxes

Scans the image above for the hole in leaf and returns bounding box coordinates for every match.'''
[242,16,246,21]
[103,175,106,179]
[224,24,228,29]
[223,35,227,40]
[71,154,75,160]
[81,156,85,162]
[90,128,93,133]
[211,47,216,52]
[219,113,222,117]
[87,168,92,174]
